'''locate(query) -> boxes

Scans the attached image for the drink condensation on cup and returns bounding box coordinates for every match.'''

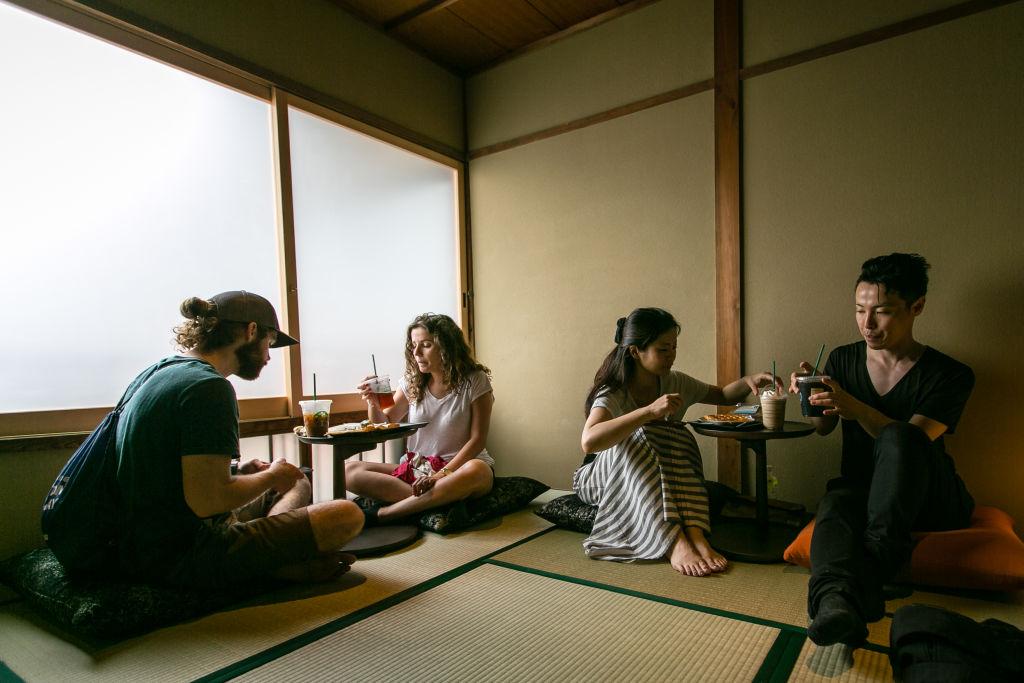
[299,399,332,437]
[797,374,829,417]
[371,375,394,410]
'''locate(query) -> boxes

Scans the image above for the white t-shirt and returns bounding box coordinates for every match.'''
[592,370,709,421]
[399,370,494,466]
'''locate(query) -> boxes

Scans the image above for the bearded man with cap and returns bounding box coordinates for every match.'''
[113,291,362,587]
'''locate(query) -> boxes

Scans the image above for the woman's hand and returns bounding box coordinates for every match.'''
[412,473,442,496]
[357,375,379,408]
[744,371,783,397]
[646,393,682,420]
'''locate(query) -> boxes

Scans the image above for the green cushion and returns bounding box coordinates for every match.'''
[0,548,259,640]
[534,494,597,533]
[418,476,549,534]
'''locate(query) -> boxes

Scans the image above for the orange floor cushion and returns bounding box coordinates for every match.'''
[783,506,1024,591]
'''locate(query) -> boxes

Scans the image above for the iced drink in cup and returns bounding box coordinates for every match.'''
[369,375,394,410]
[299,399,332,437]
[796,375,829,417]
[760,389,786,430]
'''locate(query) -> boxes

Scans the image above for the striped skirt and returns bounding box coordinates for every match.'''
[573,421,710,561]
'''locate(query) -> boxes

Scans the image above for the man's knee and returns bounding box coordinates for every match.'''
[873,422,929,468]
[815,487,864,521]
[308,499,364,550]
[290,476,312,504]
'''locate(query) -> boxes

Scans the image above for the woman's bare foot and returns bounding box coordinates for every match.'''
[669,532,711,576]
[685,526,728,573]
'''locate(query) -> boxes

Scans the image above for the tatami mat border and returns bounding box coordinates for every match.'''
[486,557,891,658]
[754,630,805,683]
[0,661,23,683]
[192,527,558,683]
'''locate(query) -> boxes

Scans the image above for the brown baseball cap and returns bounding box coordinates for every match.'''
[210,290,298,348]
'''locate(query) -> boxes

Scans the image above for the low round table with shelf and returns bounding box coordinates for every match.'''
[691,420,815,563]
[297,424,424,557]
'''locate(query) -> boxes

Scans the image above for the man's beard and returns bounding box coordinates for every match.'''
[235,337,268,380]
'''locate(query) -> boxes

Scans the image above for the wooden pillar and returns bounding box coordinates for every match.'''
[714,0,743,490]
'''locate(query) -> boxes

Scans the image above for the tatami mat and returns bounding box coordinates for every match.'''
[494,529,816,623]
[237,563,781,682]
[788,641,894,682]
[491,527,1024,651]
[0,508,552,683]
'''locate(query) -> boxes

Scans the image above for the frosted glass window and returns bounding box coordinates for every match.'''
[289,107,460,394]
[0,3,283,412]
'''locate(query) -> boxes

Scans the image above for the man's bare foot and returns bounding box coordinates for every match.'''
[685,526,728,573]
[669,533,711,576]
[274,552,357,582]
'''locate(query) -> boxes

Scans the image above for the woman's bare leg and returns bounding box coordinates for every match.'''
[345,460,414,503]
[669,527,712,576]
[377,460,494,522]
[685,525,728,573]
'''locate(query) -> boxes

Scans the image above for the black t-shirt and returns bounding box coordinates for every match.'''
[114,357,239,579]
[824,342,974,487]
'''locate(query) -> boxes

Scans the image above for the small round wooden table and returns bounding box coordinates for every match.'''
[691,420,815,563]
[297,423,425,557]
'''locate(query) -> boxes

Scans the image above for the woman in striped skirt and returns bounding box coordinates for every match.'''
[576,308,780,577]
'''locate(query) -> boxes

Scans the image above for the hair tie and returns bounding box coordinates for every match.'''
[614,317,626,344]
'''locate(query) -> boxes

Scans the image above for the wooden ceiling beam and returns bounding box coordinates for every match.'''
[384,0,462,32]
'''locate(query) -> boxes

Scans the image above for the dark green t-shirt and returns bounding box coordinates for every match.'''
[114,357,239,578]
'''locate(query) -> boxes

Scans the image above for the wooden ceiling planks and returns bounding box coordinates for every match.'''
[393,8,506,71]
[448,0,559,51]
[527,0,620,30]
[330,0,657,73]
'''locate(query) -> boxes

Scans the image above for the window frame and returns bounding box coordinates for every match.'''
[0,0,469,439]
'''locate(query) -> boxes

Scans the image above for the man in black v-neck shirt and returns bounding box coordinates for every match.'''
[790,254,975,647]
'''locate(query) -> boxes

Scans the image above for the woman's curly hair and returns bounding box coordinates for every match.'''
[173,297,260,353]
[403,313,490,403]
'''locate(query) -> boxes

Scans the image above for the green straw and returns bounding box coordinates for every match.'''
[371,354,377,377]
[313,373,317,402]
[811,344,825,375]
[772,359,776,395]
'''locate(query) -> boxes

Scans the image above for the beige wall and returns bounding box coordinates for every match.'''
[468,0,712,149]
[76,0,464,151]
[743,0,965,65]
[469,0,1024,527]
[468,0,717,490]
[0,448,71,560]
[743,2,1024,522]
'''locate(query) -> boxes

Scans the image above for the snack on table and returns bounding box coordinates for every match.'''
[699,413,753,423]
[326,420,400,435]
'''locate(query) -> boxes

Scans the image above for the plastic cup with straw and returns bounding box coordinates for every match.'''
[299,372,331,436]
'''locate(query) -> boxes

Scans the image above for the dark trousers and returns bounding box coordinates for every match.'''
[808,422,974,621]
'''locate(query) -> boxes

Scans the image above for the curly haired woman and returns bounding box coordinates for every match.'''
[345,313,494,524]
